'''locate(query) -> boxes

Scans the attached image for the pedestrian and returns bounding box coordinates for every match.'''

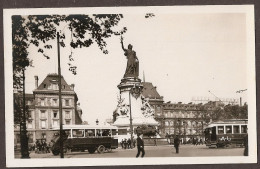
[154,139,157,146]
[136,134,145,158]
[244,134,248,156]
[133,138,136,148]
[174,135,180,154]
[120,139,124,149]
[127,138,131,149]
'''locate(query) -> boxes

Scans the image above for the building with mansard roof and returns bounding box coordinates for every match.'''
[14,73,83,147]
[141,82,219,142]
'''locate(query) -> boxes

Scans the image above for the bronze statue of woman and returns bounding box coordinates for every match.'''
[120,36,139,78]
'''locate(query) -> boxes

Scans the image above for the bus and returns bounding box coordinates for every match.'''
[51,124,118,155]
[204,119,248,148]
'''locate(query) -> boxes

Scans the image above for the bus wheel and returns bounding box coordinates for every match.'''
[52,150,60,156]
[88,148,96,154]
[97,145,105,154]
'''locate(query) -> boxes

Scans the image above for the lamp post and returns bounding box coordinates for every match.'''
[20,68,30,158]
[57,32,64,158]
[129,84,141,148]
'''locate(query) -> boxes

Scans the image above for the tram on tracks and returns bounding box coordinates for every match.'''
[51,124,118,155]
[204,119,248,148]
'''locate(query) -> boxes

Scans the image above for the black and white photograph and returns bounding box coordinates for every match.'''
[4,5,257,167]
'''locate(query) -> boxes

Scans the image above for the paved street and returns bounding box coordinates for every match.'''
[15,144,245,158]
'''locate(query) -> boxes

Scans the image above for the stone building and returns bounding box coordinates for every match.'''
[14,73,83,147]
[141,82,217,141]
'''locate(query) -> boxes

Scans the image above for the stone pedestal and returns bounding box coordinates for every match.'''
[113,77,159,140]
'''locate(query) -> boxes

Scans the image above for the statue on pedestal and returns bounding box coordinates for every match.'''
[120,36,139,78]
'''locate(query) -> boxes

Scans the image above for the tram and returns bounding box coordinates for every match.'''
[204,119,248,148]
[51,124,118,155]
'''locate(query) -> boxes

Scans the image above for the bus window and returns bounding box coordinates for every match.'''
[226,126,232,134]
[118,129,127,135]
[72,129,84,137]
[64,129,71,138]
[241,125,247,133]
[233,126,240,134]
[102,129,111,136]
[218,126,224,134]
[112,129,117,136]
[96,129,102,136]
[85,129,95,137]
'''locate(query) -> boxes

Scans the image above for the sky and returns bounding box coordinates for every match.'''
[24,12,248,124]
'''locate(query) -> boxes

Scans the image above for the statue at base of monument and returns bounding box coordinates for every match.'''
[120,36,139,78]
[115,95,130,117]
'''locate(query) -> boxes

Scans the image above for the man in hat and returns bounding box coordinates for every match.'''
[136,134,145,158]
[174,135,180,154]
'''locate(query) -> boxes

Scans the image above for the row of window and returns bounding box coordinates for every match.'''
[43,83,67,90]
[27,119,71,129]
[217,125,247,134]
[37,98,72,107]
[40,110,71,119]
[164,120,201,126]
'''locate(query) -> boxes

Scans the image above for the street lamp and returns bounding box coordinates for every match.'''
[129,84,141,148]
[96,119,99,125]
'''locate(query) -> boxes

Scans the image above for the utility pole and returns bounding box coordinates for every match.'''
[57,32,64,158]
[129,91,133,149]
[20,69,30,158]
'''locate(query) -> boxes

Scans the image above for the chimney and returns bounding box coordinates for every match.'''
[71,84,75,90]
[34,76,39,89]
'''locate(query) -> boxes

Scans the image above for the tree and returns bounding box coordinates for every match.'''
[12,14,126,158]
[12,14,127,88]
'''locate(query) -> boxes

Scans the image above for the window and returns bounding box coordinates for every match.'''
[65,111,70,119]
[170,121,174,126]
[85,129,95,137]
[241,125,247,133]
[40,111,46,118]
[16,134,20,143]
[233,126,240,134]
[63,85,66,89]
[226,126,232,134]
[53,99,58,106]
[96,129,102,136]
[27,120,33,129]
[65,100,70,106]
[28,111,32,119]
[218,126,224,134]
[41,120,46,129]
[53,111,58,118]
[28,133,33,143]
[102,129,111,136]
[53,84,58,90]
[171,112,173,117]
[43,84,46,88]
[165,121,169,126]
[41,99,45,106]
[156,107,161,112]
[53,120,58,127]
[72,129,84,137]
[118,129,127,135]
[27,100,32,105]
[65,120,70,125]
[112,129,117,136]
[165,113,168,118]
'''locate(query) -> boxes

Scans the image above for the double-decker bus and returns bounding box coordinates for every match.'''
[204,119,248,148]
[51,124,118,155]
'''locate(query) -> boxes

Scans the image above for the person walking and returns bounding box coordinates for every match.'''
[174,135,180,154]
[136,134,145,158]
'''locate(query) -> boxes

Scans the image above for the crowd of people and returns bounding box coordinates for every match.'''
[29,140,52,154]
[120,138,136,149]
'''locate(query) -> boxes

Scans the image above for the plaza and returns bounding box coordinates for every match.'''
[15,145,245,158]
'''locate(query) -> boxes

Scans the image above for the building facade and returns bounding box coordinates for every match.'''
[141,82,218,141]
[14,73,83,147]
